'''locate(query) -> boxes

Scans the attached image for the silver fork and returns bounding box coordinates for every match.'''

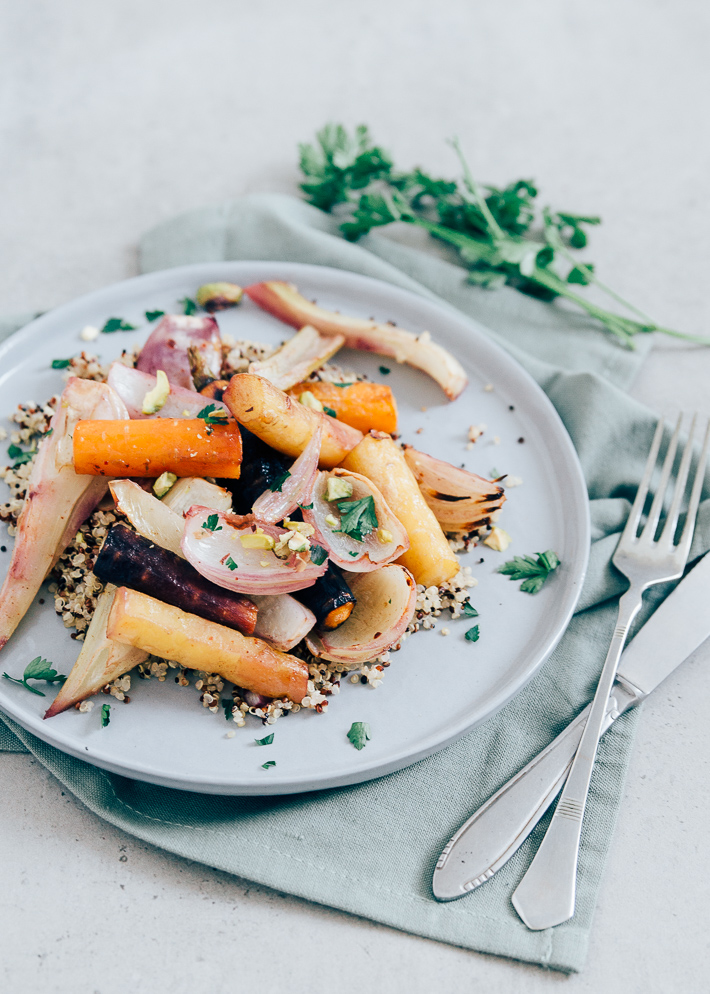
[512,413,707,931]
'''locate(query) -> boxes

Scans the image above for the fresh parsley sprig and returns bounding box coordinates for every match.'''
[335,495,378,542]
[298,124,709,348]
[202,514,222,532]
[347,721,371,750]
[498,550,560,594]
[196,403,229,435]
[3,656,66,697]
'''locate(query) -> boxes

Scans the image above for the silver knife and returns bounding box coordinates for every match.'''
[432,550,710,902]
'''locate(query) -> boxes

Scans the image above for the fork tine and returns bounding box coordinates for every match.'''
[674,418,710,560]
[640,413,683,542]
[658,414,696,547]
[622,418,665,541]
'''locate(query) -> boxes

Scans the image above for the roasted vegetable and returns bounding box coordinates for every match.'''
[294,561,356,630]
[136,314,222,390]
[0,378,128,653]
[251,425,321,523]
[223,373,362,468]
[245,281,468,400]
[160,477,232,516]
[110,479,185,557]
[288,380,398,434]
[340,432,459,588]
[248,325,345,391]
[226,430,290,514]
[44,584,148,718]
[199,379,230,401]
[108,362,229,419]
[196,281,244,312]
[305,564,416,665]
[251,593,317,650]
[93,523,258,635]
[107,587,308,703]
[403,446,506,533]
[73,418,243,478]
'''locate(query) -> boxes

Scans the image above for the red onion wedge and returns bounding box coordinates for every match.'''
[245,281,468,401]
[251,594,316,651]
[305,564,416,666]
[108,363,229,419]
[301,469,408,572]
[136,314,222,390]
[251,425,321,523]
[402,446,506,533]
[181,506,328,595]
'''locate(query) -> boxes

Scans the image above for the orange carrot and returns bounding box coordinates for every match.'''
[73,419,242,478]
[287,381,398,434]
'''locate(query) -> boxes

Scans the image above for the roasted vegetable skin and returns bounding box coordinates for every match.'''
[107,587,308,703]
[94,523,257,635]
[294,562,356,630]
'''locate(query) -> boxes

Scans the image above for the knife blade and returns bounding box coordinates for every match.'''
[432,550,710,902]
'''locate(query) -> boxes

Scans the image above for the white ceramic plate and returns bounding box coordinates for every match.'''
[0,262,589,794]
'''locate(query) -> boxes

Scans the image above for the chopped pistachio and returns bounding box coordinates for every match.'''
[141,370,170,414]
[325,513,340,529]
[325,477,353,501]
[153,471,178,498]
[287,531,311,553]
[240,528,275,550]
[483,526,512,552]
[377,527,394,544]
[283,519,315,537]
[196,281,243,312]
[299,390,323,412]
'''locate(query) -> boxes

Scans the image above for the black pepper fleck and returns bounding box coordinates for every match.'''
[0,546,5,552]
[509,405,515,411]
[517,437,525,444]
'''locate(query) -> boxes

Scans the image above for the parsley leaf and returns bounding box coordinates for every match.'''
[101,703,111,727]
[461,602,479,617]
[101,317,136,334]
[379,366,390,375]
[51,358,72,369]
[335,495,378,542]
[498,550,560,594]
[145,309,165,321]
[465,625,480,642]
[202,514,222,532]
[225,556,238,571]
[310,543,328,566]
[196,403,229,426]
[261,760,276,770]
[347,721,371,750]
[221,699,234,720]
[255,733,275,746]
[269,468,291,493]
[180,297,197,315]
[323,405,338,418]
[8,444,34,467]
[3,656,66,697]
[299,502,314,511]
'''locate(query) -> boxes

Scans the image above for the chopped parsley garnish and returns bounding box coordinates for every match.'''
[347,721,371,750]
[335,495,378,542]
[465,625,480,643]
[8,443,34,467]
[269,468,292,493]
[310,543,328,566]
[333,382,354,388]
[145,309,165,321]
[2,656,66,697]
[499,550,560,594]
[379,366,390,375]
[44,428,53,437]
[461,602,479,617]
[101,317,136,334]
[323,405,337,418]
[348,551,358,557]
[255,733,275,746]
[202,514,222,532]
[101,703,111,727]
[196,403,229,435]
[221,699,234,720]
[225,556,238,570]
[299,502,314,511]
[51,358,72,369]
[180,297,197,315]
[261,760,276,770]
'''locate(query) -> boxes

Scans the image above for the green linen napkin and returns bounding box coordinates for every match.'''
[2,194,709,973]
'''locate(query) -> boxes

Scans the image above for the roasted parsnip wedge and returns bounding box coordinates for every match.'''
[0,378,128,653]
[107,587,309,703]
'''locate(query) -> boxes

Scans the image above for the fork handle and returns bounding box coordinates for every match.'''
[511,588,642,930]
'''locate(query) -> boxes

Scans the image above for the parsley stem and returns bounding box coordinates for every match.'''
[449,137,507,242]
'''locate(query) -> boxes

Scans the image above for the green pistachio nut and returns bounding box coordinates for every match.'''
[195,282,244,313]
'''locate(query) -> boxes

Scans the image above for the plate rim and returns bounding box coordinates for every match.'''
[0,260,590,794]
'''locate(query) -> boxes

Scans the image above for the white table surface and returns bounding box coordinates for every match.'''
[1,1,708,991]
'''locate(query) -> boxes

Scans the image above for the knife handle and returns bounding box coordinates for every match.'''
[432,685,637,902]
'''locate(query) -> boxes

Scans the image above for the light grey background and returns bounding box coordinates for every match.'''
[1,1,709,991]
